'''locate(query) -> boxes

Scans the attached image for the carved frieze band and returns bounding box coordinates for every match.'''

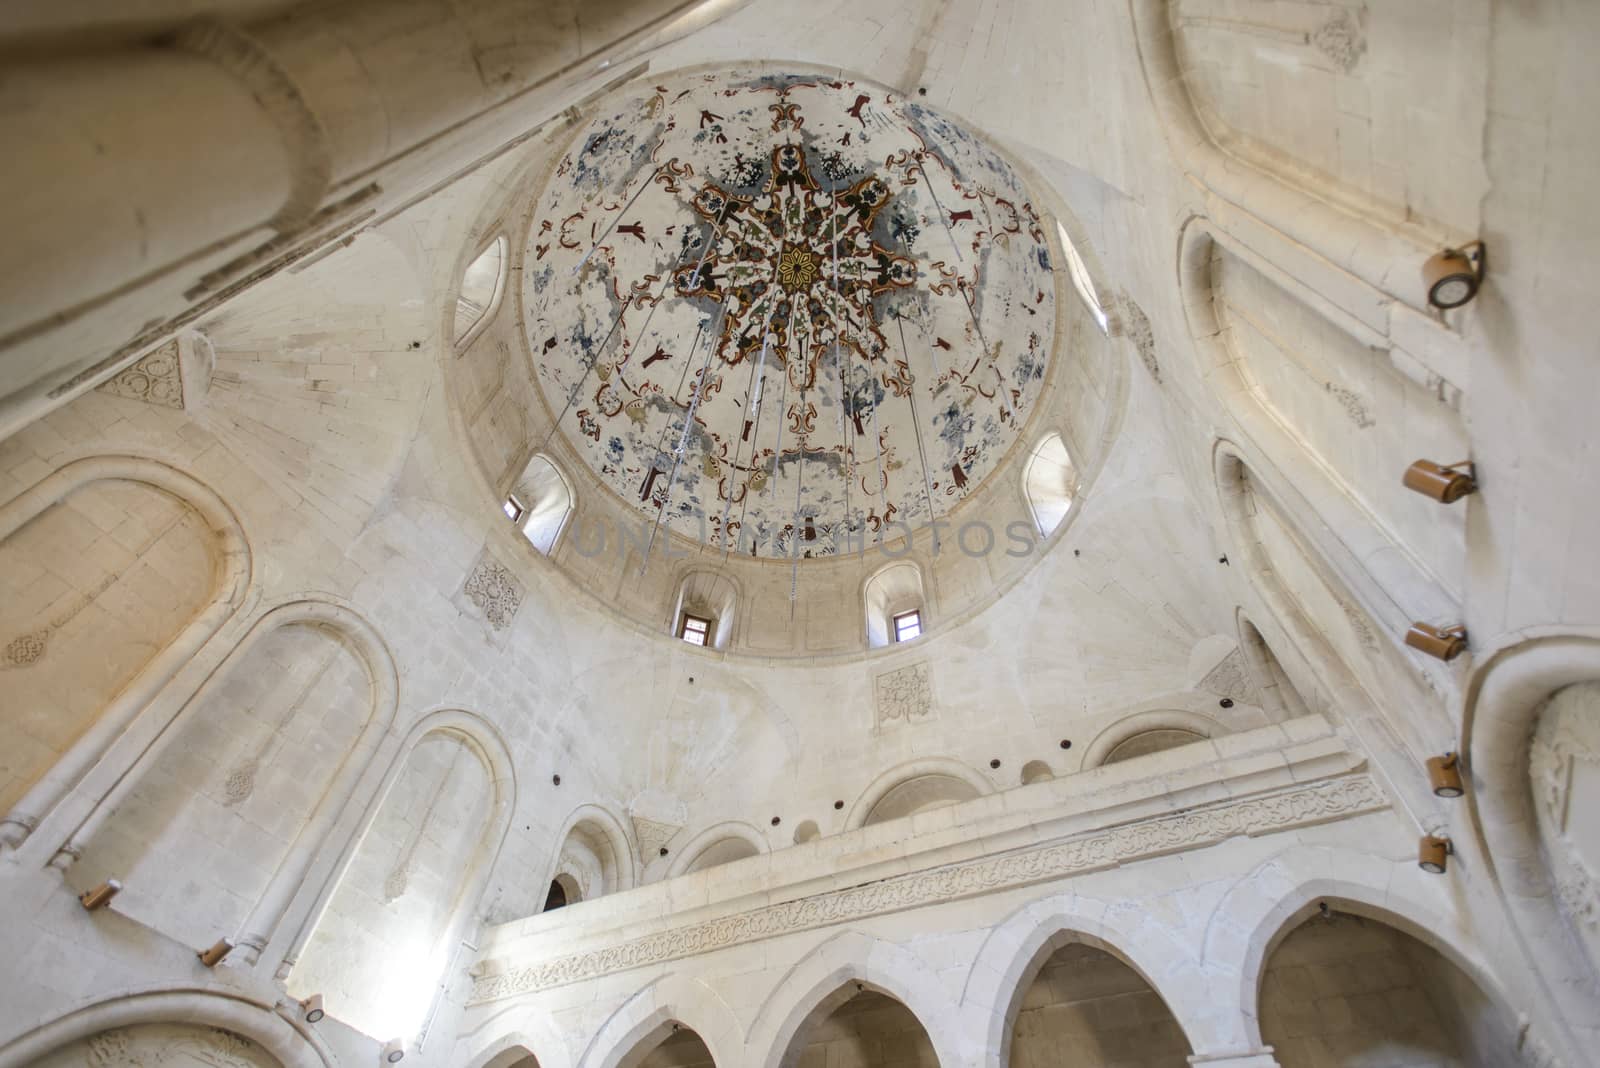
[470,774,1386,1003]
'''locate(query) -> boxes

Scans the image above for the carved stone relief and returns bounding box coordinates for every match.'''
[72,1024,271,1068]
[96,339,186,409]
[1198,647,1262,706]
[1324,382,1375,428]
[874,661,933,728]
[1122,297,1159,383]
[1529,682,1600,968]
[631,815,681,862]
[1311,8,1367,73]
[462,553,524,631]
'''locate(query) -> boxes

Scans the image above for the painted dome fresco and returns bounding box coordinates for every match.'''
[523,69,1057,559]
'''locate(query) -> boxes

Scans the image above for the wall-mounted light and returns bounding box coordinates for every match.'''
[1423,241,1486,309]
[1402,460,1477,503]
[197,938,234,968]
[1405,622,1468,662]
[1419,834,1452,874]
[1427,752,1465,797]
[301,994,325,1024]
[78,879,121,911]
[382,1039,406,1063]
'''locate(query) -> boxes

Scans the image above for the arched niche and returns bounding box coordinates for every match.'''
[1464,633,1600,1052]
[23,1022,282,1068]
[483,1049,540,1068]
[845,758,991,830]
[670,570,738,650]
[0,991,331,1068]
[286,713,514,1043]
[553,804,637,897]
[1237,612,1312,721]
[668,820,766,878]
[862,561,926,649]
[506,453,574,556]
[1164,0,1485,239]
[1022,431,1076,538]
[69,614,378,950]
[1259,907,1522,1067]
[1198,228,1469,604]
[1019,760,1055,785]
[0,456,250,851]
[630,1025,715,1068]
[1010,934,1192,1067]
[544,872,582,912]
[455,234,509,349]
[1211,441,1443,765]
[1081,709,1222,769]
[776,986,938,1068]
[792,820,820,845]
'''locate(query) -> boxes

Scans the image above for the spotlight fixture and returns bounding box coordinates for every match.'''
[197,938,235,968]
[78,879,122,911]
[1422,241,1486,310]
[301,994,325,1024]
[1418,834,1452,874]
[1402,460,1477,503]
[1427,752,1465,798]
[1405,622,1468,662]
[382,1039,406,1063]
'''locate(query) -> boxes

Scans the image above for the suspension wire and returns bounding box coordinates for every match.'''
[572,165,663,276]
[958,282,1013,422]
[919,165,963,264]
[643,297,726,570]
[765,340,791,500]
[897,312,938,525]
[717,290,779,554]
[539,296,634,452]
[789,387,807,619]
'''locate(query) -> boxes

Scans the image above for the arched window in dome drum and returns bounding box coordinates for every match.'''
[454,235,508,348]
[1023,432,1076,538]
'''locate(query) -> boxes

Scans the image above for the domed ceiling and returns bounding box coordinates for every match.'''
[523,70,1057,559]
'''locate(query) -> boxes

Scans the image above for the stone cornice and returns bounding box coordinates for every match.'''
[469,773,1386,1003]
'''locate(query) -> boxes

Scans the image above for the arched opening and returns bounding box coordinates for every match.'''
[1055,219,1108,333]
[455,235,508,348]
[1260,908,1522,1067]
[863,561,926,648]
[683,835,760,874]
[506,454,574,555]
[484,1048,541,1068]
[1529,680,1600,976]
[555,810,634,899]
[779,985,938,1067]
[287,722,511,1042]
[1019,760,1055,785]
[862,773,980,826]
[671,571,738,650]
[1010,936,1191,1066]
[543,872,582,912]
[1022,432,1076,538]
[629,1024,715,1068]
[793,820,820,845]
[1238,615,1312,721]
[1101,728,1207,765]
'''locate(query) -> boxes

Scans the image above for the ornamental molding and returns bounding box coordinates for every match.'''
[463,553,524,631]
[469,773,1386,1003]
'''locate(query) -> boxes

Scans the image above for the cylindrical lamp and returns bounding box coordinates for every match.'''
[1427,753,1464,797]
[1405,622,1468,662]
[1402,460,1476,503]
[1418,834,1451,874]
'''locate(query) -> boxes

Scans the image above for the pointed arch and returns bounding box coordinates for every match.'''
[578,974,740,1068]
[958,891,1209,1067]
[746,930,961,1068]
[1080,708,1223,769]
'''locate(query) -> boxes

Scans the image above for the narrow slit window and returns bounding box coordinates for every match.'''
[503,495,524,523]
[893,609,922,642]
[679,613,712,646]
[1056,220,1108,334]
